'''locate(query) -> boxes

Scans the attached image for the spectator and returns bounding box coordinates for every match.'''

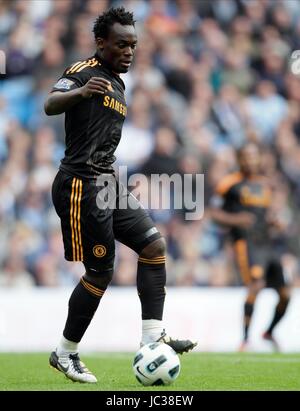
[0,0,299,287]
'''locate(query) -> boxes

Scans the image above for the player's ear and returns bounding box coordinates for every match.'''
[95,37,105,51]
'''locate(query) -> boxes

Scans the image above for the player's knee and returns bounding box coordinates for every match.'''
[83,266,113,289]
[249,278,264,294]
[139,237,166,259]
[277,286,290,303]
[245,291,257,305]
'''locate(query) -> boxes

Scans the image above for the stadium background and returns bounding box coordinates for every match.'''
[0,0,300,352]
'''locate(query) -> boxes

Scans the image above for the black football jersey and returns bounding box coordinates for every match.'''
[213,172,272,244]
[51,54,127,179]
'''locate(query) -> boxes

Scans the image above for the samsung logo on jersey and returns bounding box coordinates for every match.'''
[240,186,271,208]
[103,96,127,117]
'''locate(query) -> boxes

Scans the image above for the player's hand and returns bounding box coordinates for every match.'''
[80,77,112,98]
[267,214,287,231]
[234,212,256,228]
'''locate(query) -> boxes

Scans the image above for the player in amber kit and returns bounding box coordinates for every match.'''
[44,7,196,383]
[210,143,290,351]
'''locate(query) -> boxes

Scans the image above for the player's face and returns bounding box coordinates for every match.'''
[99,23,137,73]
[238,144,261,175]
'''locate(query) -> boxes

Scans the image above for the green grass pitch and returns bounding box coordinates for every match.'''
[0,353,299,391]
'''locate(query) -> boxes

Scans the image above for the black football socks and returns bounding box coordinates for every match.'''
[63,277,105,343]
[137,256,166,320]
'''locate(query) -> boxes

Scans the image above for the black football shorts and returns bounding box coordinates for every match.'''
[52,170,161,270]
[233,239,286,288]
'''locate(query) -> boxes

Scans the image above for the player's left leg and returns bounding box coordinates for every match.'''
[239,277,264,351]
[136,237,167,342]
[113,184,197,354]
[263,260,290,348]
[137,237,197,353]
[234,240,265,350]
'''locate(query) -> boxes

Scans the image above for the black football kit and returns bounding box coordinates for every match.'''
[51,55,161,270]
[213,172,286,287]
[48,53,197,357]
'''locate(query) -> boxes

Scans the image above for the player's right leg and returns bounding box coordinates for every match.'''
[50,171,115,382]
[240,288,257,351]
[234,239,265,351]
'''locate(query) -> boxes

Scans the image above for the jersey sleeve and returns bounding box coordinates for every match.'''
[51,64,91,93]
[221,186,236,212]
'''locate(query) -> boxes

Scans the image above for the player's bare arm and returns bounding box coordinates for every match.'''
[209,208,256,229]
[44,77,112,115]
[266,210,288,232]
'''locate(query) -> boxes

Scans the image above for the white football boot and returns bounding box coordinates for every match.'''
[49,351,97,383]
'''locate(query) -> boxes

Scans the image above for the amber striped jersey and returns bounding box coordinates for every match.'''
[215,172,272,244]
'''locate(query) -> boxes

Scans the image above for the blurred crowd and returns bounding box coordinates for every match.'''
[1,0,300,287]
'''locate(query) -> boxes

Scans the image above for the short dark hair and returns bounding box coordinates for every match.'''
[93,7,135,39]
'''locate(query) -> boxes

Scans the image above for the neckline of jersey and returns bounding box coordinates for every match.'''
[93,53,125,89]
